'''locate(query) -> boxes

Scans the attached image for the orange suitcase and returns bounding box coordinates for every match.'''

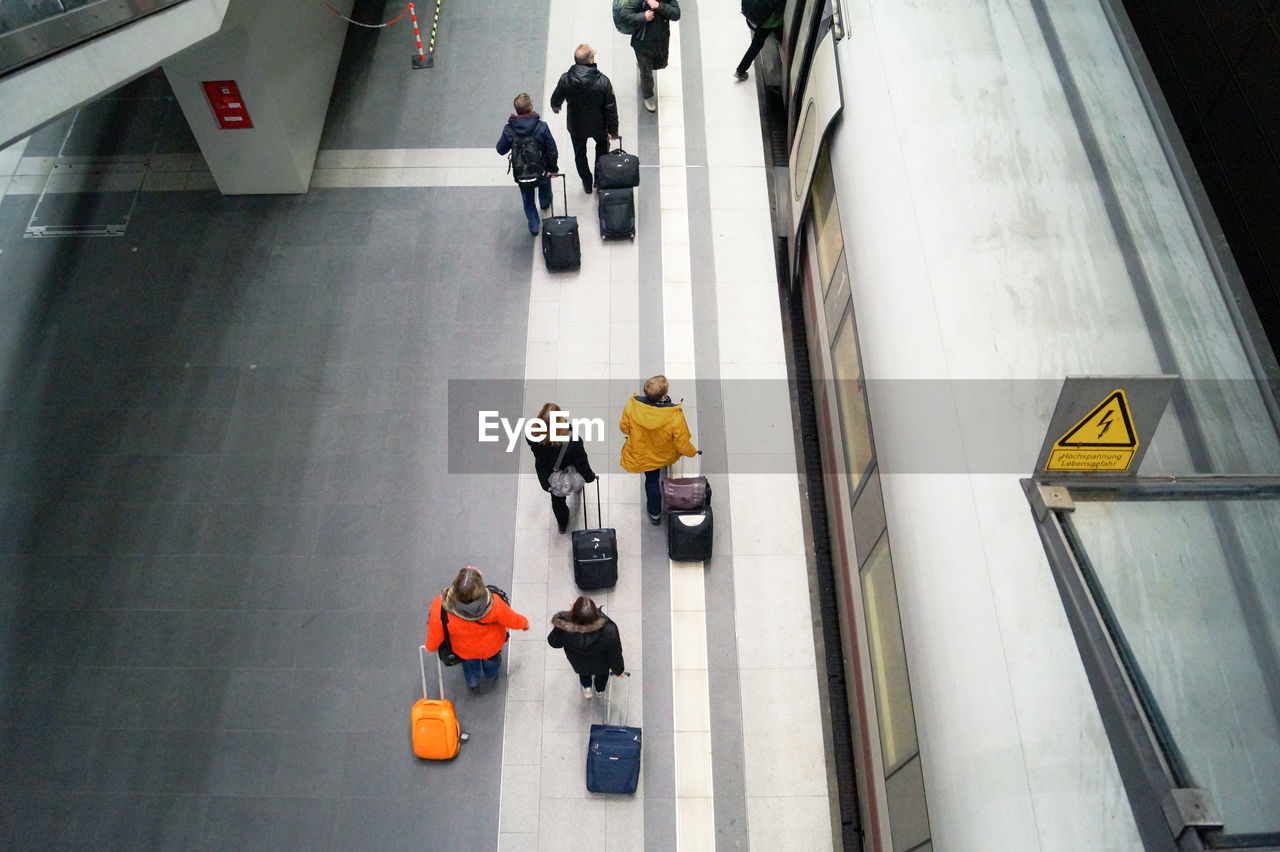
[413,645,465,760]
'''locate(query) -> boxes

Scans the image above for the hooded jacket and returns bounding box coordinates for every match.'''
[622,0,681,66]
[496,112,560,175]
[550,63,619,140]
[618,393,697,472]
[547,611,625,677]
[426,584,529,660]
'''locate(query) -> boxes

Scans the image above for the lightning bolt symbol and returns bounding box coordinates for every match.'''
[1097,410,1114,438]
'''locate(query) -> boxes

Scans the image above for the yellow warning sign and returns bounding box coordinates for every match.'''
[1046,389,1137,472]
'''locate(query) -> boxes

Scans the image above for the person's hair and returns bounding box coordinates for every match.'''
[574,44,594,65]
[452,566,487,603]
[535,402,565,445]
[644,375,669,401]
[569,596,599,623]
[513,93,533,114]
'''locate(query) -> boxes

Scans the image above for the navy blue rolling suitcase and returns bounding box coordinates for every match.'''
[586,672,640,794]
[542,174,581,272]
[572,480,618,590]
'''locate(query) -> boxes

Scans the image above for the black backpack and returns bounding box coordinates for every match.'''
[508,126,546,186]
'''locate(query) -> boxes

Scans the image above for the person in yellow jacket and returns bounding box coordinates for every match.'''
[619,374,698,524]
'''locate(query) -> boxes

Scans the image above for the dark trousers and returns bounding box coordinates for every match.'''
[551,493,570,530]
[571,132,610,189]
[579,672,610,692]
[737,26,781,75]
[644,468,662,517]
[636,52,658,99]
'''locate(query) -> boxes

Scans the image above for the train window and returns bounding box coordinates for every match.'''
[811,147,844,293]
[831,307,873,493]
[793,102,817,203]
[860,533,920,774]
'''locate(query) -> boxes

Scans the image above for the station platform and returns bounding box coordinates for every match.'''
[0,0,840,849]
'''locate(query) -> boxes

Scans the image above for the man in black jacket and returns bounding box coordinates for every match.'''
[550,45,619,195]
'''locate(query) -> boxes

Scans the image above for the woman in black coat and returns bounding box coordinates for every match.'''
[547,596,625,698]
[526,402,597,533]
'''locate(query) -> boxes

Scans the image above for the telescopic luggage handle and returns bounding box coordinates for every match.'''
[550,172,569,218]
[420,644,447,702]
[606,671,632,726]
[581,477,605,531]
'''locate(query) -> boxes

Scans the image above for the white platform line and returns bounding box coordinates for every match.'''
[656,21,717,852]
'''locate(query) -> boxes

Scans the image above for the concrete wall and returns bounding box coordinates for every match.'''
[163,0,354,194]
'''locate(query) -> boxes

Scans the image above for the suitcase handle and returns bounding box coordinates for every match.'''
[606,671,631,727]
[550,172,569,219]
[581,477,604,531]
[420,644,446,702]
[673,449,703,479]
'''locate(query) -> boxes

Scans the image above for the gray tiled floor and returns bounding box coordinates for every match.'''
[0,66,537,850]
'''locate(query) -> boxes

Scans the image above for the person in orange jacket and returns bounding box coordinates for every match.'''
[426,566,529,690]
[619,374,697,525]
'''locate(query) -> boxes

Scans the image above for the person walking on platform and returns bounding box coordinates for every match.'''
[619,374,697,525]
[496,93,560,236]
[733,0,784,82]
[550,44,619,195]
[426,566,529,690]
[547,596,626,698]
[618,0,681,113]
[527,402,598,534]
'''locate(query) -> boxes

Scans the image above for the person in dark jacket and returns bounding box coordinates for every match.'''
[733,2,784,81]
[496,92,561,235]
[547,596,625,698]
[526,402,598,533]
[618,0,681,113]
[550,44,620,195]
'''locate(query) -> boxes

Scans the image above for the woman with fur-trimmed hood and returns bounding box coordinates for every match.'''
[547,596,626,698]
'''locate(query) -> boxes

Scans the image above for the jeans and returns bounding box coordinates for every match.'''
[520,178,553,233]
[736,26,781,75]
[571,132,610,188]
[579,672,610,692]
[461,652,502,688]
[644,468,662,517]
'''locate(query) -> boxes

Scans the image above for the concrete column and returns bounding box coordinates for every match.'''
[163,0,354,194]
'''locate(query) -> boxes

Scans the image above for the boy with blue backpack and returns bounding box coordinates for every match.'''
[496,93,561,235]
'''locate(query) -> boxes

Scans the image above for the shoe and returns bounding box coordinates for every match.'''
[583,179,593,195]
[647,510,662,526]
[582,686,594,699]
[530,226,540,236]
[643,97,657,113]
[540,200,552,212]
[733,69,748,82]
[558,519,568,534]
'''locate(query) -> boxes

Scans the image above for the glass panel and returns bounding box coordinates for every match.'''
[810,146,843,291]
[792,101,817,203]
[1071,498,1280,835]
[831,308,873,494]
[861,534,919,772]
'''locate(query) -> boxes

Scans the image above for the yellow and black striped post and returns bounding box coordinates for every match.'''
[423,0,443,68]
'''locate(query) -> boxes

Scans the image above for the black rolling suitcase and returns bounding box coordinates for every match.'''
[572,480,618,590]
[542,174,581,271]
[595,135,640,189]
[597,186,635,240]
[665,453,712,562]
[586,672,641,794]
